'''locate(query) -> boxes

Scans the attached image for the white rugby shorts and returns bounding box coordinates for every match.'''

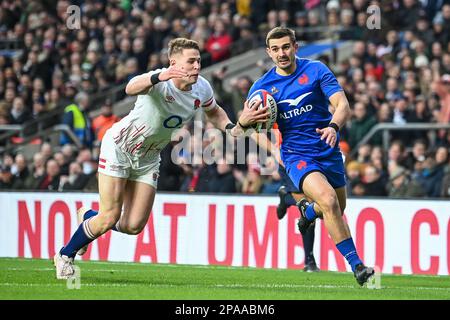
[97,130,160,188]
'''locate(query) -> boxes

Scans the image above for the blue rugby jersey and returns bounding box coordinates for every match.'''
[247,58,343,163]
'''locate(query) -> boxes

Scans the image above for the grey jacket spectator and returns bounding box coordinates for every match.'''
[387,166,425,198]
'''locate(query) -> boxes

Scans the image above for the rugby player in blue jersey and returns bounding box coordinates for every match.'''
[248,27,374,285]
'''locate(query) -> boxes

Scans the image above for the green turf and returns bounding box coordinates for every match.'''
[0,258,449,300]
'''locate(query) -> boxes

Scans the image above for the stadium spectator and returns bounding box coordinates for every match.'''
[208,160,237,193]
[36,159,61,191]
[241,166,262,194]
[347,102,377,149]
[9,97,30,124]
[205,19,233,63]
[0,164,13,189]
[60,91,94,147]
[387,166,425,197]
[91,99,120,143]
[361,164,387,197]
[60,162,90,191]
[10,153,30,190]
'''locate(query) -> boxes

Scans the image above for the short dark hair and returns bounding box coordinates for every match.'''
[266,27,296,47]
[168,38,200,57]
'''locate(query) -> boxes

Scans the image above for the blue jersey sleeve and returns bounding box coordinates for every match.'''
[318,62,342,99]
[246,83,259,100]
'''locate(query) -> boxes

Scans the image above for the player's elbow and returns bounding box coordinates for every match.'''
[125,83,136,96]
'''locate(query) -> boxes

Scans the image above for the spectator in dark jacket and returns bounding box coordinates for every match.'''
[36,159,60,191]
[348,102,378,149]
[11,153,30,189]
[60,162,89,191]
[208,162,236,193]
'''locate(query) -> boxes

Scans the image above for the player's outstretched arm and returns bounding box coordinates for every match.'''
[316,91,351,147]
[125,67,188,96]
[205,100,269,137]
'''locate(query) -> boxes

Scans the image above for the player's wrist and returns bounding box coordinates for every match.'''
[237,119,251,130]
[150,72,162,86]
[328,122,340,133]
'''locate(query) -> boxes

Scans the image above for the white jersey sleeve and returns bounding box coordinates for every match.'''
[197,77,217,112]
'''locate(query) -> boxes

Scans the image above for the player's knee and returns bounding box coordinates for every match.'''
[121,222,145,235]
[318,192,339,216]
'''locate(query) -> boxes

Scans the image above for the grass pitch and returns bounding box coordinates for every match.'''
[0,258,449,300]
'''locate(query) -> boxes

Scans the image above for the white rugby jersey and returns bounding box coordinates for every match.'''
[109,69,216,159]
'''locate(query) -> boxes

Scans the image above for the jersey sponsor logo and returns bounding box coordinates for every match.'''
[279,92,312,107]
[271,86,279,94]
[279,104,313,119]
[163,115,183,129]
[298,73,309,85]
[296,160,307,170]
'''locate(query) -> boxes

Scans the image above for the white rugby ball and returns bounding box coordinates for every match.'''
[248,89,278,132]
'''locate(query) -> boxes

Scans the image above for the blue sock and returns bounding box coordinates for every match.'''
[84,210,120,232]
[336,238,363,272]
[285,193,296,207]
[83,209,98,220]
[60,219,96,258]
[305,203,318,221]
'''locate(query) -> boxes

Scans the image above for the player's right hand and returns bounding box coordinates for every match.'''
[238,100,270,128]
[158,66,188,81]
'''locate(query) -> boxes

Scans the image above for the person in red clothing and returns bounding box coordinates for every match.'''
[205,19,233,63]
[91,99,120,143]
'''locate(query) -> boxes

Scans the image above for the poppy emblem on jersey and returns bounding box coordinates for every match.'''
[296,160,307,170]
[298,74,309,85]
[194,99,201,109]
[165,95,175,103]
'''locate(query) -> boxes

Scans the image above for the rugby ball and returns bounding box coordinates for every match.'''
[248,89,278,132]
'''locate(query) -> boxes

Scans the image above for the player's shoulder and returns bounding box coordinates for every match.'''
[299,58,327,70]
[193,75,214,97]
[196,75,212,88]
[249,68,275,93]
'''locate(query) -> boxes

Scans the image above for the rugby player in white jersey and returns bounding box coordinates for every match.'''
[54,38,269,279]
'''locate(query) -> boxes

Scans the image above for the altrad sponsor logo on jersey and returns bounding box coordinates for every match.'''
[278,91,313,120]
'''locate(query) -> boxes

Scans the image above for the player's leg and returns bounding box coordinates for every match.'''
[55,173,126,279]
[301,172,373,284]
[289,192,319,272]
[118,180,156,234]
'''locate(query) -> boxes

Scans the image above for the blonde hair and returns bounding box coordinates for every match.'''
[168,38,200,57]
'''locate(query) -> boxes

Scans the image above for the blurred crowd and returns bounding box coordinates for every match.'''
[1,0,450,198]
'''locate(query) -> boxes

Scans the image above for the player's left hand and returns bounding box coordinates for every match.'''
[316,127,337,147]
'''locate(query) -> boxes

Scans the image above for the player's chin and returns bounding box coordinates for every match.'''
[188,75,199,83]
[277,60,291,69]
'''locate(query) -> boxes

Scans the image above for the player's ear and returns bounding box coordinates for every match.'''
[294,42,299,51]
